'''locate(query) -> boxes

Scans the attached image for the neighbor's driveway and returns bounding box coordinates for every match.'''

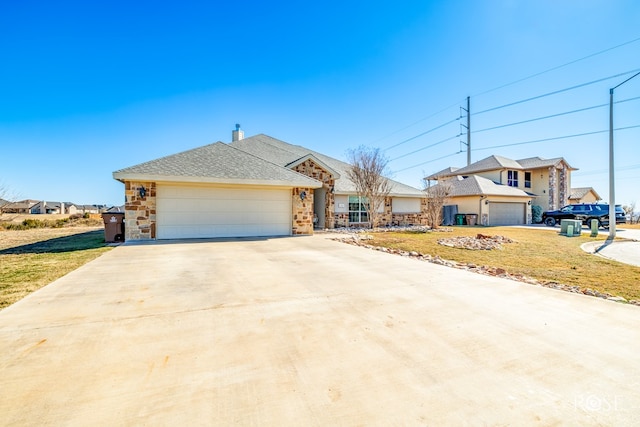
[1,236,639,425]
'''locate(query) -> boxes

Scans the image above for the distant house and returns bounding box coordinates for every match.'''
[569,187,601,204]
[1,199,39,214]
[31,201,66,214]
[426,155,577,225]
[105,205,125,213]
[67,204,103,214]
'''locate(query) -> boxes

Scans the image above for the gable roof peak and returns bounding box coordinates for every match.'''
[113,140,321,188]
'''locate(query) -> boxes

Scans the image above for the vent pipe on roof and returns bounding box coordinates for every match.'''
[232,124,244,142]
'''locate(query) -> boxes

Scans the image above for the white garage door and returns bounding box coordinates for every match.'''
[156,185,292,239]
[489,202,526,225]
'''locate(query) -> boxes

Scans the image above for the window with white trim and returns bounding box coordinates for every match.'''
[507,170,519,187]
[524,171,531,188]
[348,195,369,223]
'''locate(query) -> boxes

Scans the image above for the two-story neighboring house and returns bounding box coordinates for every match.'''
[426,155,578,225]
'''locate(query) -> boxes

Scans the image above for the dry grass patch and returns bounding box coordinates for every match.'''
[368,226,640,301]
[0,227,112,310]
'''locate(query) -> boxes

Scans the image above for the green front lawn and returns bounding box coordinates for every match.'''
[367,226,640,301]
[0,227,112,309]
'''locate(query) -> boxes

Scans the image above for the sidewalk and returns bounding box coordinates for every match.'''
[580,227,640,267]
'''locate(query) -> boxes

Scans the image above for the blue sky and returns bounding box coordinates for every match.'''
[1,1,639,207]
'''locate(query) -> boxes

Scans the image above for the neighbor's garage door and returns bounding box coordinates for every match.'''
[156,185,292,239]
[489,202,526,225]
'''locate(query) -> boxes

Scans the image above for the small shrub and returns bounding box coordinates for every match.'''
[532,205,543,224]
[52,218,69,228]
[4,222,29,230]
[22,218,46,229]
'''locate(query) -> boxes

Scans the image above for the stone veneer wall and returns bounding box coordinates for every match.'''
[390,197,428,226]
[338,196,428,228]
[559,164,568,207]
[292,187,314,235]
[548,166,557,210]
[292,159,336,228]
[124,181,156,240]
[335,212,349,228]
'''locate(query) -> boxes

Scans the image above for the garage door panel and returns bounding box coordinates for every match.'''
[490,202,526,225]
[263,200,288,210]
[156,185,292,239]
[245,212,262,222]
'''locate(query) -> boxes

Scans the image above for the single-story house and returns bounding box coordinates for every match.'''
[69,204,103,214]
[113,128,427,240]
[1,199,39,214]
[31,201,66,214]
[569,187,601,204]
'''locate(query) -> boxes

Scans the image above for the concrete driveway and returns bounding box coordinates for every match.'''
[1,236,639,425]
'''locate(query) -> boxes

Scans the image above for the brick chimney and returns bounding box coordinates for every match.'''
[232,124,244,142]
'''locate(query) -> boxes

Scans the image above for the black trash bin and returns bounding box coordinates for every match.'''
[102,212,125,242]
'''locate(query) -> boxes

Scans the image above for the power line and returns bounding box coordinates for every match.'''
[395,126,639,174]
[473,68,640,116]
[473,96,640,134]
[613,70,640,90]
[473,124,640,152]
[394,151,462,173]
[574,163,640,177]
[471,35,640,98]
[389,134,461,162]
[372,100,464,146]
[618,175,640,181]
[384,117,460,152]
[368,35,640,148]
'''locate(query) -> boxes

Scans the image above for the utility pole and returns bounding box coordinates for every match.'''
[460,96,471,166]
[467,96,471,166]
[608,70,640,239]
[608,88,615,239]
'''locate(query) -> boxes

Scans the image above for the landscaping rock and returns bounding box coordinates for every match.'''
[437,235,514,250]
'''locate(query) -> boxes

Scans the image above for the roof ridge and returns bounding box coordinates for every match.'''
[251,134,311,157]
[113,142,224,173]
[224,142,322,184]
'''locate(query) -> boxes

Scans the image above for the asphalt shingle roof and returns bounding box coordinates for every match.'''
[425,166,460,181]
[517,156,576,170]
[427,155,576,179]
[113,142,321,188]
[231,135,423,196]
[569,187,600,200]
[114,134,424,196]
[450,155,522,175]
[429,175,531,197]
